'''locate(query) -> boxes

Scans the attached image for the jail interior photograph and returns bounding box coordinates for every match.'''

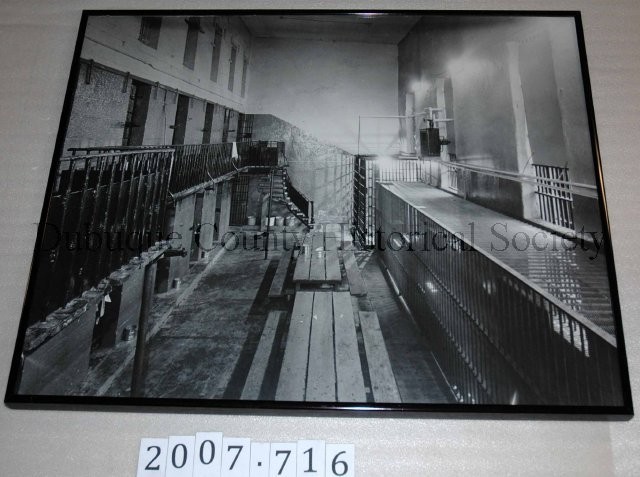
[8,13,626,408]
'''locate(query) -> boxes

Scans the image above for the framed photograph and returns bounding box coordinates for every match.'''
[4,10,633,417]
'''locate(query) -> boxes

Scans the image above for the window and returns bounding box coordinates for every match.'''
[210,28,222,82]
[138,17,161,49]
[240,56,248,98]
[183,17,200,70]
[228,44,237,92]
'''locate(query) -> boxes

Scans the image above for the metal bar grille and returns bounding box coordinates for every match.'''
[353,156,424,247]
[68,141,284,195]
[533,164,575,229]
[230,175,249,225]
[31,149,174,324]
[376,183,622,406]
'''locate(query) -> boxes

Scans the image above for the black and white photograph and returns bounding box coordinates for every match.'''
[5,11,632,413]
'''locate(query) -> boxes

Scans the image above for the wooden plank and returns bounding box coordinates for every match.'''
[311,233,324,252]
[293,250,311,282]
[343,251,367,296]
[276,292,314,401]
[269,250,293,297]
[332,292,366,402]
[306,292,336,401]
[325,251,341,282]
[241,311,283,400]
[324,235,339,251]
[359,311,401,403]
[309,251,326,281]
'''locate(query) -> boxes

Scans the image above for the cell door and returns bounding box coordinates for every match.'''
[122,80,151,146]
[222,108,233,143]
[172,94,190,145]
[202,103,215,144]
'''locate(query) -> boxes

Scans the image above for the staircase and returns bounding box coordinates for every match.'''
[257,167,314,227]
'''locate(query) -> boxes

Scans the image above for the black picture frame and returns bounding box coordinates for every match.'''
[4,9,634,419]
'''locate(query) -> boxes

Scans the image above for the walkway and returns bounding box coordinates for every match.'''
[82,229,451,403]
[381,182,616,337]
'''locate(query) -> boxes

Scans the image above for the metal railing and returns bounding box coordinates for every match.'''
[283,169,314,225]
[31,149,174,324]
[69,140,285,195]
[532,164,575,229]
[353,155,425,247]
[376,183,622,406]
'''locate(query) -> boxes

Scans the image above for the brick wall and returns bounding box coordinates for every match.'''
[62,63,130,153]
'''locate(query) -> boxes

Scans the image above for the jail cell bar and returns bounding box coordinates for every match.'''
[376,184,622,406]
[533,163,575,230]
[353,156,425,248]
[32,149,174,324]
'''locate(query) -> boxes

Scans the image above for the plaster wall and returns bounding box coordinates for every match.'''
[247,37,398,154]
[81,15,252,112]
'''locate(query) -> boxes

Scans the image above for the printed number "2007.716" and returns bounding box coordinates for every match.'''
[136,435,355,477]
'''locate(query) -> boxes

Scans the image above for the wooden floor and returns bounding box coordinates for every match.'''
[240,230,407,403]
[82,231,451,403]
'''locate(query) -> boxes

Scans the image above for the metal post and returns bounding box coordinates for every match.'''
[264,167,274,260]
[130,247,185,397]
[131,261,157,397]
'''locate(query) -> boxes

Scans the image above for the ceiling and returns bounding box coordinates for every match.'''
[240,14,422,45]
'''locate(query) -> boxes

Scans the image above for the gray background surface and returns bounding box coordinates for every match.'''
[1,1,639,475]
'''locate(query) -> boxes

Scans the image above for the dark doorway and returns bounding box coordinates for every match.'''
[222,107,236,143]
[122,80,151,146]
[202,103,215,144]
[172,94,190,145]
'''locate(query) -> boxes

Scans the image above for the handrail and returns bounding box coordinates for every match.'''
[35,149,174,323]
[425,157,598,199]
[282,169,314,225]
[67,141,285,194]
[376,183,622,406]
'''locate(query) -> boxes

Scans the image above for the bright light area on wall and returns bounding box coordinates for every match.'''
[374,155,397,172]
[411,79,432,93]
[447,58,466,74]
[448,57,486,77]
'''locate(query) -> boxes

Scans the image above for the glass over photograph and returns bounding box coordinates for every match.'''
[5,11,633,414]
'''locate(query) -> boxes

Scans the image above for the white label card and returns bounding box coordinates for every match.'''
[250,442,271,477]
[269,442,297,477]
[166,436,195,477]
[325,444,355,477]
[193,432,223,477]
[221,437,251,477]
[138,435,354,476]
[297,440,326,477]
[137,438,169,477]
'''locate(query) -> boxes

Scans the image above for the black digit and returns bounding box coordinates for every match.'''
[303,447,316,473]
[171,443,187,469]
[331,451,348,476]
[144,445,161,471]
[275,450,291,475]
[228,445,243,470]
[199,439,216,465]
